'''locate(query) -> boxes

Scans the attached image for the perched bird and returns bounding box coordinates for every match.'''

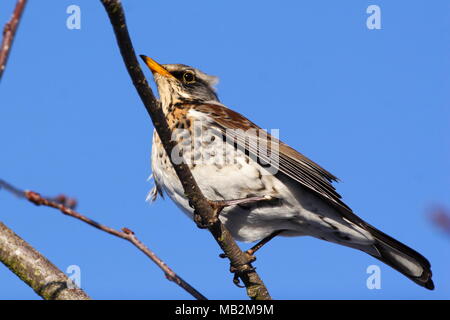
[140,55,434,290]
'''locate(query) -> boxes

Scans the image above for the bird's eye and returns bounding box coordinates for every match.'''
[183,71,196,84]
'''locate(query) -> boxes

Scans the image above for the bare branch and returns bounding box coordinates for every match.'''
[100,0,271,300]
[0,179,207,300]
[0,0,27,81]
[0,179,77,208]
[0,222,91,300]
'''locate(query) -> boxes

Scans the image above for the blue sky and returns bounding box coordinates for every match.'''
[0,0,449,299]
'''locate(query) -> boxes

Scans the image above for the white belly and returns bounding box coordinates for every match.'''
[150,129,374,246]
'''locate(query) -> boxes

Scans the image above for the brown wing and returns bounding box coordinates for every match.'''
[188,103,434,289]
[191,103,351,211]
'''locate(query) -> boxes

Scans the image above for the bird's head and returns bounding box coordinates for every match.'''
[140,55,219,111]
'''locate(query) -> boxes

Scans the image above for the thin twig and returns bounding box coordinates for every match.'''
[100,0,271,300]
[0,0,27,81]
[0,179,77,208]
[0,180,207,300]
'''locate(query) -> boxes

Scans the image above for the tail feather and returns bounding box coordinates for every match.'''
[332,203,434,290]
[365,224,434,290]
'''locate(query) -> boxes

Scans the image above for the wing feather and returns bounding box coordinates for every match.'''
[186,103,434,289]
[190,102,351,211]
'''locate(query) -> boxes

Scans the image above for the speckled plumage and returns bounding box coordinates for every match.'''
[142,57,434,290]
[151,102,373,246]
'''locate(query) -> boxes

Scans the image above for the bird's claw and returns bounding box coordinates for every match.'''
[229,263,256,288]
[219,251,256,263]
[193,211,212,229]
[233,273,245,288]
[244,250,257,263]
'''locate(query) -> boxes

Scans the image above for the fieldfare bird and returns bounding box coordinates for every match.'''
[140,55,434,290]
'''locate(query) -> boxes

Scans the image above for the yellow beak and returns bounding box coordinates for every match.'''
[139,55,174,78]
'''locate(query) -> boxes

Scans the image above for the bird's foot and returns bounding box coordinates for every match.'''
[244,249,257,263]
[219,250,257,287]
[190,198,220,229]
[219,250,256,263]
[193,211,211,229]
[229,263,257,288]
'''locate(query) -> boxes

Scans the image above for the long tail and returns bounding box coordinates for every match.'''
[364,224,434,290]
